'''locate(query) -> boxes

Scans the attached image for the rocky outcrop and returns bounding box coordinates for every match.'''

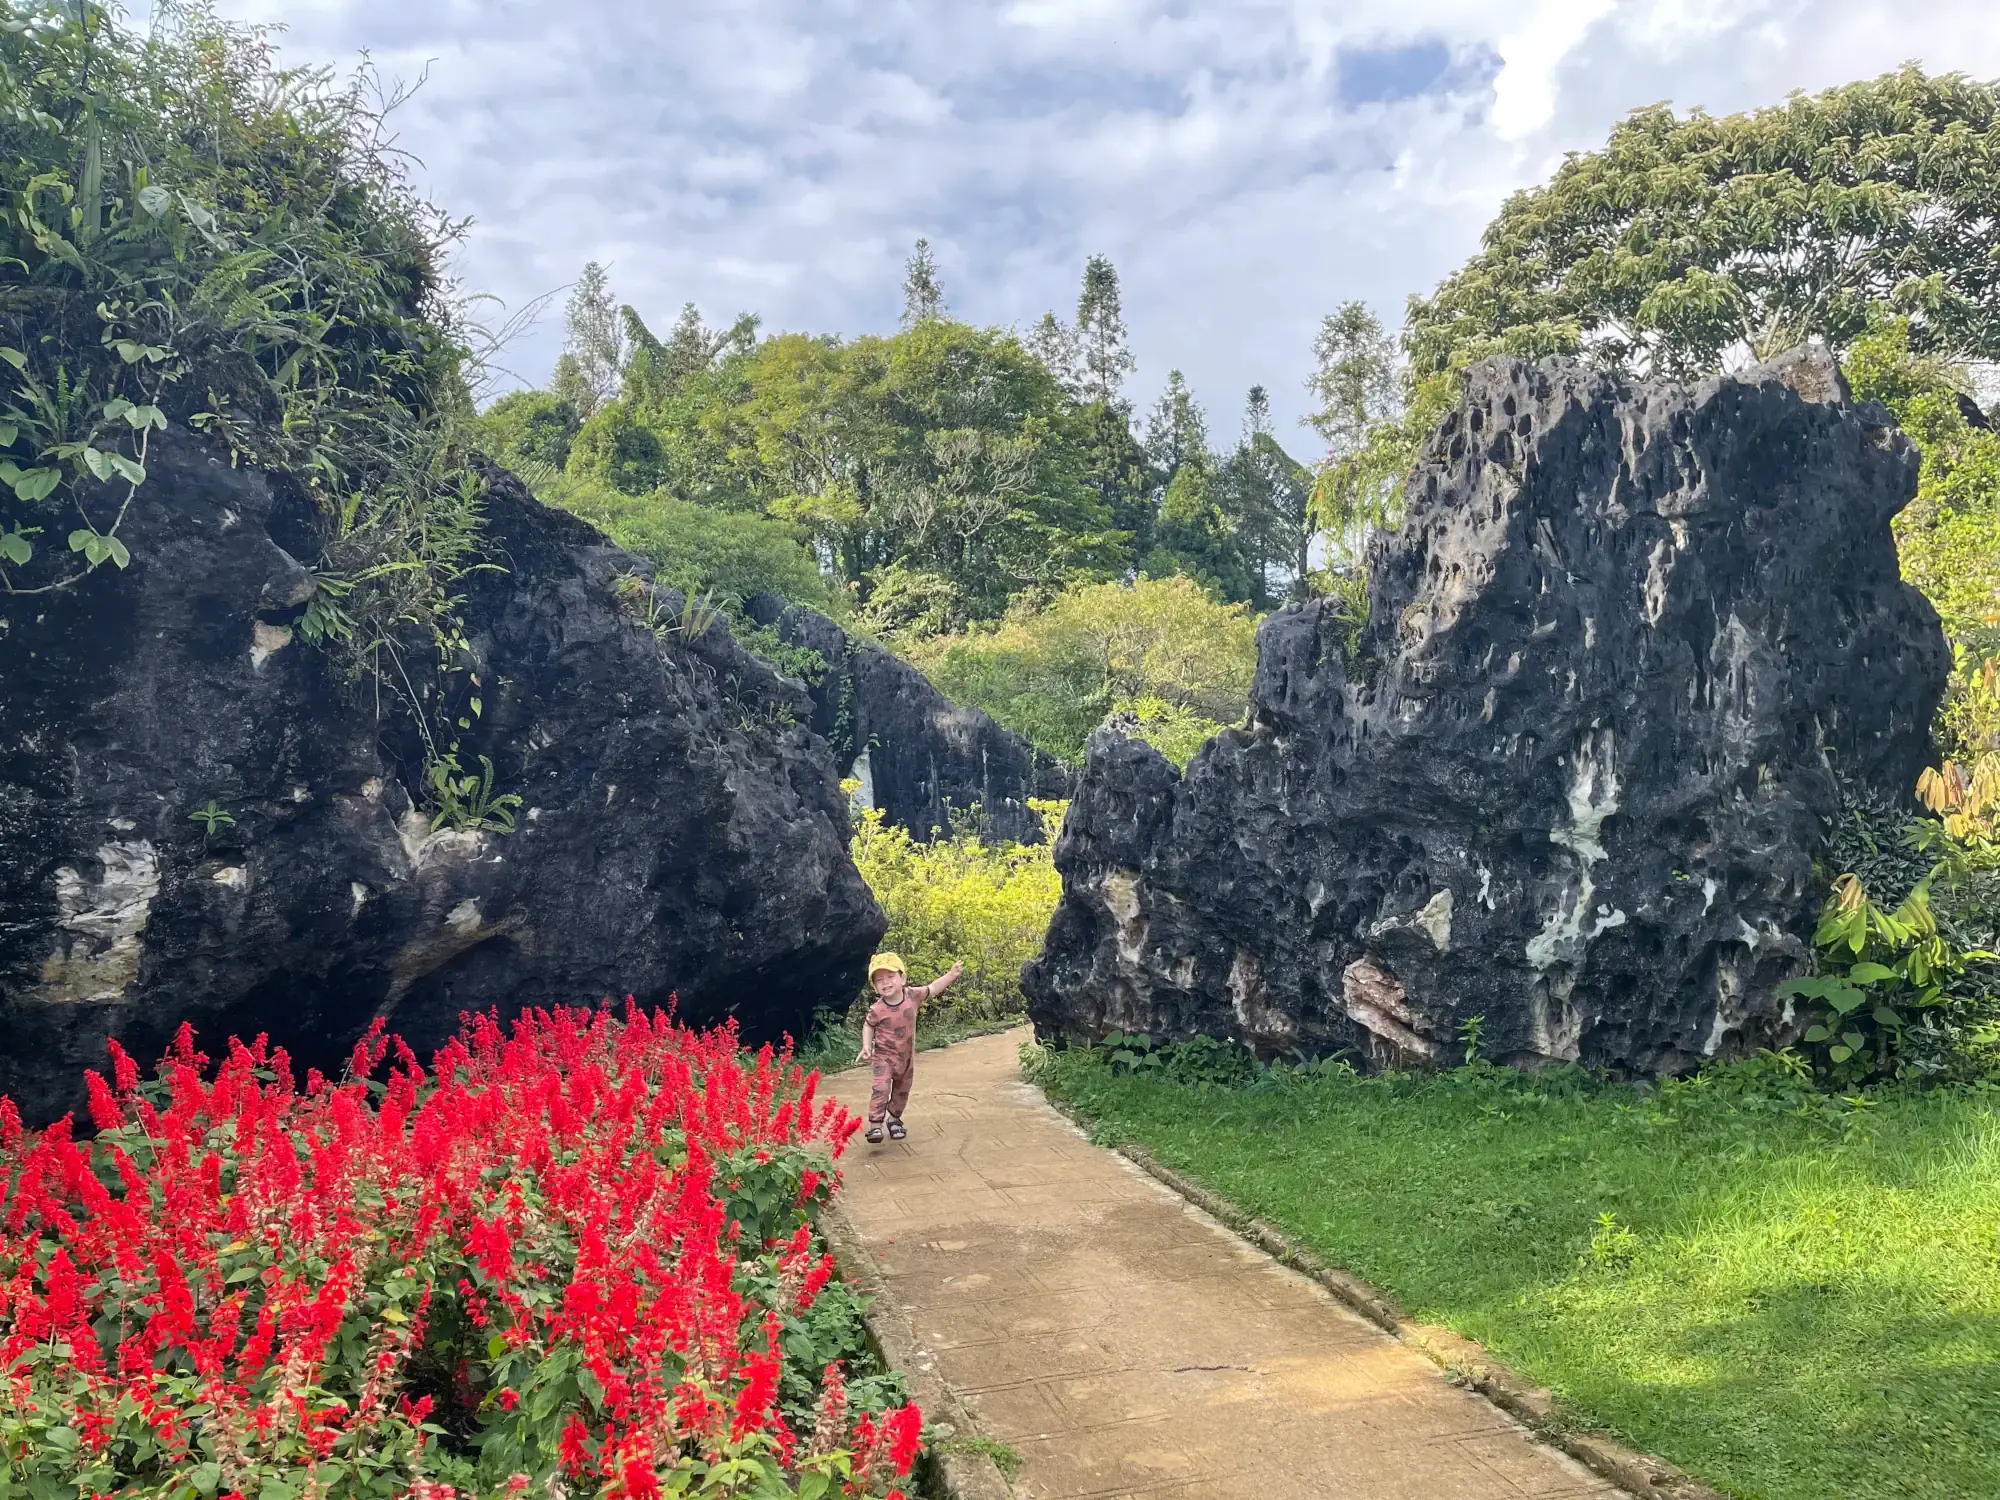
[1,435,883,1123]
[746,597,1071,844]
[1024,349,1949,1075]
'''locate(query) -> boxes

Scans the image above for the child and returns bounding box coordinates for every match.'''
[857,952,964,1143]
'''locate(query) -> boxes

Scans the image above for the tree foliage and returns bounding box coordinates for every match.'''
[849,797,1064,1021]
[899,237,946,328]
[907,575,1258,762]
[1406,67,2000,382]
[476,250,1324,630]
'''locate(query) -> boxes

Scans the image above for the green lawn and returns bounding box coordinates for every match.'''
[1033,1047,2000,1500]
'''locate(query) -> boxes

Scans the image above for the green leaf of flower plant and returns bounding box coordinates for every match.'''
[82,447,113,482]
[1848,962,1897,984]
[0,346,24,370]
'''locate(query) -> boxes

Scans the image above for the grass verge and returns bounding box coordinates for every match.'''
[1031,1046,2000,1500]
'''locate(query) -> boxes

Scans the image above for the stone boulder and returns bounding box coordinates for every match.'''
[745,597,1071,844]
[1023,349,1948,1075]
[0,435,884,1123]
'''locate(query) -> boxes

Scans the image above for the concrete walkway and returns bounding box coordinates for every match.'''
[827,1029,1623,1500]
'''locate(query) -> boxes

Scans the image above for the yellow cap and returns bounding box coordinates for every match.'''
[868,952,906,979]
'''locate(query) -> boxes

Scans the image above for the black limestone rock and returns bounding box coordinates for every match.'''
[0,435,884,1123]
[1023,348,1949,1075]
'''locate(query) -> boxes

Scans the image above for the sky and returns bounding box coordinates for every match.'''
[192,0,2000,450]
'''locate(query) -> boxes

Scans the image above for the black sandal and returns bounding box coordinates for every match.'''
[887,1119,907,1140]
[865,1123,884,1144]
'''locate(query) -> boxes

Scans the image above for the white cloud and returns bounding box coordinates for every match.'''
[189,0,2000,444]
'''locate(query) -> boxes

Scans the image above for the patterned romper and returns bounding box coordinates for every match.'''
[867,987,923,1124]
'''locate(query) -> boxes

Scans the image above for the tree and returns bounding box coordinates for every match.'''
[1027,311,1081,395]
[1405,67,2000,383]
[1138,372,1252,600]
[1216,387,1313,606]
[1076,255,1137,406]
[621,302,760,407]
[556,261,623,417]
[1305,302,1403,568]
[901,239,947,327]
[1143,370,1208,477]
[908,575,1260,761]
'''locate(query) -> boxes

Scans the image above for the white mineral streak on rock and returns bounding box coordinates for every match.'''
[1369,889,1454,952]
[1705,949,1750,1055]
[250,619,292,668]
[1643,538,1674,626]
[1340,958,1438,1062]
[39,842,160,1002]
[1099,868,1148,964]
[847,748,875,813]
[211,866,247,889]
[1526,730,1628,970]
[350,882,370,916]
[1228,949,1294,1043]
[1528,974,1584,1062]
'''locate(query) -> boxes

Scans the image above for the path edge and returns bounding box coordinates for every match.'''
[1039,1093,1728,1500]
[819,1197,1017,1500]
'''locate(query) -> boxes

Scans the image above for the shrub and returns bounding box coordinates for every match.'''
[473,391,582,473]
[546,474,845,619]
[907,575,1258,762]
[0,1008,923,1500]
[1119,696,1229,771]
[849,799,1064,1022]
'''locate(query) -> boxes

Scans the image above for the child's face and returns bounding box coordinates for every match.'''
[871,969,905,999]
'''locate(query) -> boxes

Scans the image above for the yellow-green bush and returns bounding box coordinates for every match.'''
[906,575,1259,761]
[849,797,1064,1021]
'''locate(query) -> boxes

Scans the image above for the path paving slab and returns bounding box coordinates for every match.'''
[828,1029,1624,1500]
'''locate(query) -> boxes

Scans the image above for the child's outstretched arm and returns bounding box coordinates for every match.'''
[922,961,966,999]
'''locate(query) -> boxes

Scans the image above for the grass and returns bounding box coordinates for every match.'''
[1032,1046,2000,1500]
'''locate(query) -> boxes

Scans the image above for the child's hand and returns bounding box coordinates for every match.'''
[945,960,965,982]
[856,1046,872,1065]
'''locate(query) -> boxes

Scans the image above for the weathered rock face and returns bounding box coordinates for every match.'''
[1024,350,1949,1075]
[1,435,883,1123]
[746,597,1071,844]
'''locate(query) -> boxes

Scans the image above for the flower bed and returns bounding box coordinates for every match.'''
[0,1006,921,1499]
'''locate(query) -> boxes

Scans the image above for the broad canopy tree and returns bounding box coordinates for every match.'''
[1405,67,2000,381]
